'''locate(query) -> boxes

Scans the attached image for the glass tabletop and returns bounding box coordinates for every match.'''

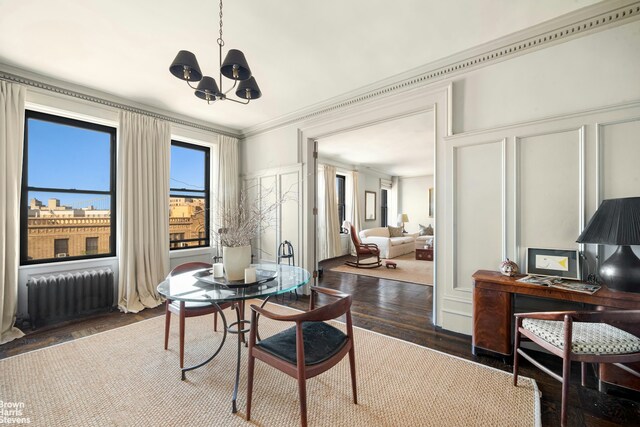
[157,264,311,303]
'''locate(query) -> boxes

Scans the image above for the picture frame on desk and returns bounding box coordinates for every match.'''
[526,247,580,279]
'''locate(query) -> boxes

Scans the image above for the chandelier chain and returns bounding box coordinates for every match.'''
[217,0,224,47]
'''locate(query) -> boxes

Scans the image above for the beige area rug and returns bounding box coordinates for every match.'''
[331,252,434,286]
[0,303,539,426]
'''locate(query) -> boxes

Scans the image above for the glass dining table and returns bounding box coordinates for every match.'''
[157,263,311,413]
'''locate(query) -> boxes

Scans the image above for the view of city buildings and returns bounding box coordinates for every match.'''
[26,196,206,261]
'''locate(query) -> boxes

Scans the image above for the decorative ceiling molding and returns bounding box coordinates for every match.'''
[242,0,640,138]
[0,66,242,138]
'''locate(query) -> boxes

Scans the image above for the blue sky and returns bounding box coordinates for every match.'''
[27,118,206,209]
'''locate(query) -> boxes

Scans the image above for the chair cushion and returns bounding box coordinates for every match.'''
[358,246,379,255]
[390,236,414,246]
[256,321,348,365]
[522,318,640,355]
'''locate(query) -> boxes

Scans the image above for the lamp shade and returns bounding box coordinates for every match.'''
[576,197,640,245]
[221,49,252,81]
[169,50,203,82]
[236,77,262,100]
[397,213,409,223]
[194,76,219,101]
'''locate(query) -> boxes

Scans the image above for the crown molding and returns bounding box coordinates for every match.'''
[0,63,242,138]
[241,0,640,139]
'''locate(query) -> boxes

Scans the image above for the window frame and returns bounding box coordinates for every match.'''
[169,140,211,250]
[380,188,388,227]
[336,174,346,233]
[20,110,117,265]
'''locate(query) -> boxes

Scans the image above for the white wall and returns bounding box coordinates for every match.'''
[240,16,640,335]
[398,175,434,233]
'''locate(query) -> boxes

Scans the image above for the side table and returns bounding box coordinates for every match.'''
[415,247,433,261]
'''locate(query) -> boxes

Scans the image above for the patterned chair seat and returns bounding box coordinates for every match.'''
[523,318,640,355]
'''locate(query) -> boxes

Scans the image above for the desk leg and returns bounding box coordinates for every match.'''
[472,286,513,356]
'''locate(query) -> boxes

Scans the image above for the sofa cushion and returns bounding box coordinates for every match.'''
[388,225,403,237]
[360,227,390,238]
[390,236,414,246]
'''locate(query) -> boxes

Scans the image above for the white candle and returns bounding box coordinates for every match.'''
[244,267,257,283]
[213,263,224,278]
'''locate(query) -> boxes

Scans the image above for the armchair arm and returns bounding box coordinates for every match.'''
[311,286,350,299]
[360,243,379,250]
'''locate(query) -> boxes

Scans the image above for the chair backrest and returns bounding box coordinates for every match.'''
[349,224,362,247]
[296,292,353,324]
[169,262,212,277]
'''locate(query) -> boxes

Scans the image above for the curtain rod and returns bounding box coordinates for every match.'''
[0,70,241,139]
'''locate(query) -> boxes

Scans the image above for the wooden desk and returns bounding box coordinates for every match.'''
[472,270,640,391]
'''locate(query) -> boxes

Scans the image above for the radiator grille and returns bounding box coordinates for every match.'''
[26,268,115,329]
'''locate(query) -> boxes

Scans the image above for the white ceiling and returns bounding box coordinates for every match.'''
[0,0,600,131]
[318,112,434,177]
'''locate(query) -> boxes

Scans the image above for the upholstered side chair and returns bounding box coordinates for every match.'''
[513,310,640,426]
[246,286,357,427]
[164,262,235,368]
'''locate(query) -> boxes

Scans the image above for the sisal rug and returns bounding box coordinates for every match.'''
[331,252,434,286]
[0,303,539,426]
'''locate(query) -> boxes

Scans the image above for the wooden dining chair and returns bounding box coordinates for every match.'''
[345,223,381,268]
[164,262,234,368]
[513,310,640,426]
[246,287,357,427]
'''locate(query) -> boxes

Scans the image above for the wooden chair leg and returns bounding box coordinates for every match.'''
[513,322,521,386]
[581,362,587,387]
[246,352,255,421]
[298,375,307,427]
[179,301,186,369]
[348,345,358,404]
[164,300,171,350]
[561,353,571,427]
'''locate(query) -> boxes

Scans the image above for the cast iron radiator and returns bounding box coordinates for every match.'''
[26,268,115,329]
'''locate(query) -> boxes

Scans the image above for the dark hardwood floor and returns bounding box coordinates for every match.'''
[2,256,639,426]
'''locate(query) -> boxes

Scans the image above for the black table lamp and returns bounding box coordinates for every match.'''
[576,197,640,293]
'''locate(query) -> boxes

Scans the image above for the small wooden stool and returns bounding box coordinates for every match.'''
[385,260,397,269]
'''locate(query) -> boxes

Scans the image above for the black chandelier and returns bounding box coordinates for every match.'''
[169,0,261,104]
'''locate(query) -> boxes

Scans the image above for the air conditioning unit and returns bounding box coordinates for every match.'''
[56,253,68,258]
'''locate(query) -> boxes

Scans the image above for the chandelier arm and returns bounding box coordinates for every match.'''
[226,97,250,105]
[223,80,238,96]
[186,81,199,90]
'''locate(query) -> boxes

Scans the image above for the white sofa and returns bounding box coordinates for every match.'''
[359,227,417,259]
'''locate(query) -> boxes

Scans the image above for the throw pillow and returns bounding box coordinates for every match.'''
[425,224,434,236]
[388,225,403,237]
[418,224,427,236]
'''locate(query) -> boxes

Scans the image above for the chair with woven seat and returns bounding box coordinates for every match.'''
[345,223,381,269]
[164,262,235,368]
[513,310,640,426]
[246,286,357,427]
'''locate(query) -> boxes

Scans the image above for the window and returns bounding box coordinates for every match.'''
[54,239,69,258]
[170,141,210,249]
[380,189,388,227]
[336,175,346,233]
[85,237,99,255]
[21,111,116,264]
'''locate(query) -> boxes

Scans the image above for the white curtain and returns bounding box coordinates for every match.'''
[390,176,399,226]
[346,171,362,256]
[317,164,341,260]
[117,111,170,313]
[0,82,25,345]
[217,135,239,230]
[350,171,362,233]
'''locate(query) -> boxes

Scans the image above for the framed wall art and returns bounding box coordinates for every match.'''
[365,191,376,221]
[525,247,580,279]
